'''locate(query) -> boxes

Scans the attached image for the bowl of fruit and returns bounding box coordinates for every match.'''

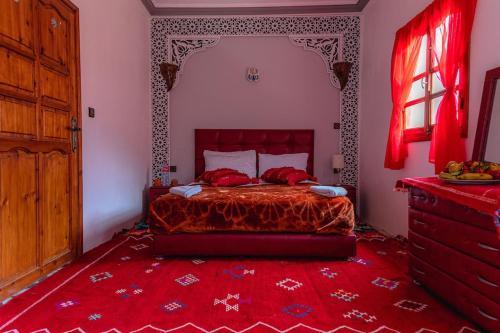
[439,160,500,184]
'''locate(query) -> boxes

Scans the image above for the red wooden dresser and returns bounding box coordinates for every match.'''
[400,178,500,332]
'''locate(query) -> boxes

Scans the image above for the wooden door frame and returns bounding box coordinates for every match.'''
[64,0,83,257]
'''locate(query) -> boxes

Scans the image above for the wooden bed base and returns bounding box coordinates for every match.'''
[153,232,357,258]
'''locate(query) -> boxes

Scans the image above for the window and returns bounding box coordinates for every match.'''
[403,19,467,143]
[385,0,476,171]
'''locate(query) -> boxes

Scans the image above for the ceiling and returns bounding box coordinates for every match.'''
[141,0,369,15]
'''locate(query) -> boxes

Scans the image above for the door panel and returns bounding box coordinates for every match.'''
[38,0,69,71]
[0,47,35,97]
[42,107,69,140]
[0,0,35,54]
[40,66,69,107]
[40,151,70,263]
[0,151,37,283]
[0,96,36,137]
[0,0,81,300]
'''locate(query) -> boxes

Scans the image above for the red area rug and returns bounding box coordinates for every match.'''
[0,233,479,333]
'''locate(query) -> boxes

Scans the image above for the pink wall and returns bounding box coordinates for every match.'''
[360,0,500,236]
[170,36,341,184]
[72,0,151,251]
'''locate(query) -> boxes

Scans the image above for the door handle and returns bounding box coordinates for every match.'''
[69,117,81,152]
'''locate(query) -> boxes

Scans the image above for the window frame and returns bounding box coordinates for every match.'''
[403,26,468,143]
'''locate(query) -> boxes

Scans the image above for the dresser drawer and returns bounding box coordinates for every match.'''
[410,255,500,332]
[409,208,500,267]
[409,187,495,232]
[409,231,500,303]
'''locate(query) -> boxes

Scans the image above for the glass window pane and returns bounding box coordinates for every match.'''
[408,79,426,101]
[414,35,428,76]
[431,71,445,94]
[405,102,425,129]
[433,28,443,66]
[431,95,443,125]
[433,16,448,66]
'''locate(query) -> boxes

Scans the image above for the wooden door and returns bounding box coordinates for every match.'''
[0,0,81,300]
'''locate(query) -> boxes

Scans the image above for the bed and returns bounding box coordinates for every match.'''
[150,129,356,258]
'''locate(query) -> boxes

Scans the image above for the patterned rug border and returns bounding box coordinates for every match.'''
[1,322,481,333]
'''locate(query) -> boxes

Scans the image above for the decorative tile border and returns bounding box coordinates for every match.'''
[151,15,360,187]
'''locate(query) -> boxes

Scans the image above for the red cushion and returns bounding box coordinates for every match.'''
[212,174,252,187]
[275,168,296,183]
[197,168,236,183]
[197,168,252,187]
[261,167,294,183]
[261,167,314,185]
[283,170,310,185]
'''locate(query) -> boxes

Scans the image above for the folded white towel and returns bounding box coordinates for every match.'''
[169,185,202,198]
[310,185,347,198]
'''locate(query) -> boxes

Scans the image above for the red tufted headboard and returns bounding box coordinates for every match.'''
[195,129,314,178]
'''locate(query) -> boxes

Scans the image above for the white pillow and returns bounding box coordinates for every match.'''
[204,150,257,178]
[258,153,309,176]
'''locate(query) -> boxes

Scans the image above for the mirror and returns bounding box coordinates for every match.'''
[472,67,500,162]
[485,83,500,162]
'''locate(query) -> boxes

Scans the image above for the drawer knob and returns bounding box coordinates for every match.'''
[477,275,499,288]
[478,242,499,252]
[477,306,498,321]
[412,267,426,275]
[413,220,426,226]
[412,242,426,251]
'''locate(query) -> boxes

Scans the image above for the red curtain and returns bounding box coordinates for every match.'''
[428,0,477,173]
[384,0,476,171]
[384,14,427,169]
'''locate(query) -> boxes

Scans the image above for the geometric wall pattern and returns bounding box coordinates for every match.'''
[151,15,360,187]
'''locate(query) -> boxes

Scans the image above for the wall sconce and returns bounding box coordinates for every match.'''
[160,62,179,92]
[332,61,352,91]
[246,67,260,82]
[332,153,344,185]
[332,154,344,174]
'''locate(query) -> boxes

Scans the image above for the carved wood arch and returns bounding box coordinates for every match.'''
[166,35,343,90]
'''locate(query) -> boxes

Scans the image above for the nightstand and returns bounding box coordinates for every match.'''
[149,186,172,204]
[147,186,172,225]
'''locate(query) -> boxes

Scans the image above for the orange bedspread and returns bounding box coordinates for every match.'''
[149,185,355,235]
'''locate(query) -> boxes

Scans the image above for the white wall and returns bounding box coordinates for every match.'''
[170,36,341,184]
[360,0,500,236]
[72,0,151,251]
